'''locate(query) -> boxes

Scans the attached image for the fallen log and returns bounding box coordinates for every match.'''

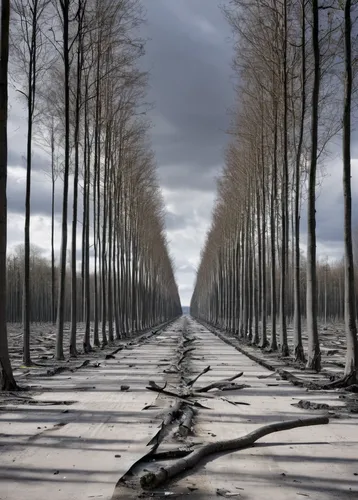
[150,448,192,461]
[140,415,329,489]
[147,401,182,447]
[178,406,195,437]
[163,401,182,427]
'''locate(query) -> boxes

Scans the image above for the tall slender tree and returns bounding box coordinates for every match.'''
[0,0,17,390]
[12,0,50,366]
[342,0,358,382]
[306,0,321,371]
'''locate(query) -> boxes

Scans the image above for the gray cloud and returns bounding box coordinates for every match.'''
[300,160,358,254]
[142,0,234,190]
[8,168,62,217]
[8,148,52,172]
[177,263,197,274]
[165,211,193,232]
[139,1,235,304]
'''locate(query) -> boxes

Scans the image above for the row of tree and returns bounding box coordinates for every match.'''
[191,0,358,382]
[5,247,351,323]
[0,0,181,390]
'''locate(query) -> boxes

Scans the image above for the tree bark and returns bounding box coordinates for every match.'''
[306,0,321,371]
[293,0,306,363]
[22,0,40,366]
[342,0,358,381]
[0,0,17,390]
[56,0,71,361]
[51,121,56,325]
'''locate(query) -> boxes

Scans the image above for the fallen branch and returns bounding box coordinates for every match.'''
[197,373,244,393]
[186,366,211,387]
[191,391,216,399]
[196,383,245,394]
[227,372,245,382]
[322,373,358,390]
[221,383,250,392]
[183,338,196,348]
[178,347,196,366]
[110,346,124,355]
[140,415,329,489]
[277,369,324,390]
[222,398,250,407]
[293,400,330,411]
[38,366,68,377]
[147,381,182,400]
[146,381,210,409]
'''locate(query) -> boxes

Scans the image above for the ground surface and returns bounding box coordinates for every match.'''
[1,317,358,499]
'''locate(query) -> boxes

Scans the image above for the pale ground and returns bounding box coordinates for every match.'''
[6,318,349,375]
[1,317,358,499]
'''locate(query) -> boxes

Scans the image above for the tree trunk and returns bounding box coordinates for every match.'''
[342,0,358,381]
[270,102,278,350]
[56,0,70,361]
[306,0,321,371]
[23,0,39,366]
[83,76,91,353]
[0,0,17,390]
[280,0,289,357]
[293,0,306,363]
[70,6,83,357]
[51,122,56,325]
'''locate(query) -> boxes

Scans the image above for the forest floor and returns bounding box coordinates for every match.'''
[1,317,358,499]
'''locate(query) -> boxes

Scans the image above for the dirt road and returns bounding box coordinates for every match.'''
[1,317,357,499]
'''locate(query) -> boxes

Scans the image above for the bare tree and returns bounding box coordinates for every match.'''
[0,0,17,390]
[55,0,73,360]
[306,0,321,371]
[342,0,358,383]
[11,0,50,366]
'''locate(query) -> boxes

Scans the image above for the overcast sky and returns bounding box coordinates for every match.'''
[140,0,235,306]
[7,0,358,307]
